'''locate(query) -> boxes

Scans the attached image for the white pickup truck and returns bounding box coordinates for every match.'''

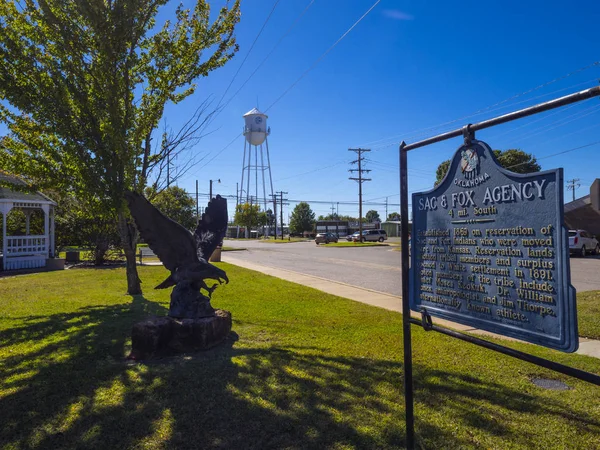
[568,230,599,257]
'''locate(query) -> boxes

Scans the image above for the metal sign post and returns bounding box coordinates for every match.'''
[399,86,600,449]
[399,142,414,449]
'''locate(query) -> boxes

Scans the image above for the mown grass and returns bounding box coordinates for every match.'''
[0,266,599,449]
[577,290,600,339]
[259,237,308,243]
[320,241,389,248]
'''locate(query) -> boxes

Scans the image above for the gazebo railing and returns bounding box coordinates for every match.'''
[5,235,47,256]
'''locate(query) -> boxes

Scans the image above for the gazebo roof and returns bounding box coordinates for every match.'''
[0,171,56,204]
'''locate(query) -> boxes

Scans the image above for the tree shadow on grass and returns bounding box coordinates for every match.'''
[1,299,599,449]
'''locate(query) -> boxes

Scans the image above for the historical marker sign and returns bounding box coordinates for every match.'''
[410,140,578,352]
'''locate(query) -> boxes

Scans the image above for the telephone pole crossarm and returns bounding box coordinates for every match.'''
[348,148,372,239]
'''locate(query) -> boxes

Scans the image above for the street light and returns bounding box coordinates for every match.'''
[209,179,221,199]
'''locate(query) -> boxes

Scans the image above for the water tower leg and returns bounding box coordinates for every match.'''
[265,137,276,236]
[240,138,247,206]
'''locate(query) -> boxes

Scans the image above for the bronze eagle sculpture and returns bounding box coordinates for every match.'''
[125,191,229,319]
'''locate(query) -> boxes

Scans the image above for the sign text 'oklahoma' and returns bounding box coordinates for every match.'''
[410,140,578,352]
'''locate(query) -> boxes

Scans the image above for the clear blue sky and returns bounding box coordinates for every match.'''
[159,0,600,221]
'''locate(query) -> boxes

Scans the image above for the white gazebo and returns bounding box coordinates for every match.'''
[0,172,57,271]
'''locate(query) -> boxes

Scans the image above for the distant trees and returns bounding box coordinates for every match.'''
[365,210,381,223]
[146,186,196,231]
[233,203,267,232]
[387,212,401,221]
[435,149,541,185]
[289,202,315,235]
[52,192,119,265]
[318,213,340,221]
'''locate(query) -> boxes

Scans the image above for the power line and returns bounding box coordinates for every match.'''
[222,0,316,110]
[194,1,313,171]
[197,0,380,172]
[362,71,600,151]
[265,0,381,113]
[349,148,372,236]
[216,0,281,109]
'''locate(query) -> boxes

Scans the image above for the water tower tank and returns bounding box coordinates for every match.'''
[243,107,269,146]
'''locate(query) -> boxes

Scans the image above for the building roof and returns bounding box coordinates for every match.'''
[0,171,56,204]
[243,107,267,118]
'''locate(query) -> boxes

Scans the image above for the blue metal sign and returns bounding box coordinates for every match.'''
[410,140,578,352]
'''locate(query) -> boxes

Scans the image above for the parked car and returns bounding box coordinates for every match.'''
[569,229,599,257]
[353,229,388,243]
[346,232,360,242]
[315,232,338,245]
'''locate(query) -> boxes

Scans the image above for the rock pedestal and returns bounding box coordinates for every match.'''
[128,309,232,360]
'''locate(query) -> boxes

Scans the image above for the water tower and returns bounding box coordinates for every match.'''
[239,108,275,232]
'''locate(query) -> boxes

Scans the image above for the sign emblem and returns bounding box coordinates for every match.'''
[460,148,479,179]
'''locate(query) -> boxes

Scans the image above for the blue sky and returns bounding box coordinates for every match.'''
[161,0,600,221]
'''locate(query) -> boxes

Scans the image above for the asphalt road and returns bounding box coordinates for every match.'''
[223,239,600,294]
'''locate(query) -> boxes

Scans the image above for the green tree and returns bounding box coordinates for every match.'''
[365,210,380,223]
[146,186,196,231]
[495,149,541,173]
[53,192,120,265]
[434,149,541,186]
[318,213,340,221]
[234,203,267,233]
[387,212,401,221]
[266,209,275,227]
[0,0,240,294]
[289,202,315,235]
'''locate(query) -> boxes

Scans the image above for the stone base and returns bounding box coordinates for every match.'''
[128,309,232,360]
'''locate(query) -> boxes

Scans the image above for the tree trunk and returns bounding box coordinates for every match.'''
[118,211,142,295]
[93,235,110,265]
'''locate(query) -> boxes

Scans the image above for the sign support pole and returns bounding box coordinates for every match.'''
[399,141,415,449]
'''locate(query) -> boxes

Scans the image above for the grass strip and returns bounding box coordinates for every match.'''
[577,290,600,339]
[319,241,389,247]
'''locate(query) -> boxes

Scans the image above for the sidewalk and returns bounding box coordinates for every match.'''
[223,255,600,360]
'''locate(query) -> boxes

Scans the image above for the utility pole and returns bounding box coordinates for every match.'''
[195,180,199,220]
[330,204,336,217]
[385,197,388,221]
[236,182,240,239]
[349,148,372,239]
[275,191,288,240]
[567,178,580,202]
[269,193,278,241]
[209,179,220,200]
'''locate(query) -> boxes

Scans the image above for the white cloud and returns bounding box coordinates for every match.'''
[383,9,414,21]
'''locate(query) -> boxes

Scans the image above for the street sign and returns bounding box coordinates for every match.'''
[410,140,578,352]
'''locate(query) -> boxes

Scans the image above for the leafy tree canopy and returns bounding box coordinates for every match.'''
[0,0,241,293]
[146,186,196,231]
[234,203,267,231]
[387,212,401,221]
[365,210,380,223]
[435,149,541,186]
[289,202,315,234]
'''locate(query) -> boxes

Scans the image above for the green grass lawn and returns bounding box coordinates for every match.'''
[0,266,599,449]
[577,290,600,339]
[259,237,308,243]
[320,241,389,248]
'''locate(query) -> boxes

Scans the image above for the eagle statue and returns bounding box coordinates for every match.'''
[125,191,229,319]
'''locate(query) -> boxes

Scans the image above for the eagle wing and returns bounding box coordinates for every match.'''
[124,191,198,272]
[194,194,228,260]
